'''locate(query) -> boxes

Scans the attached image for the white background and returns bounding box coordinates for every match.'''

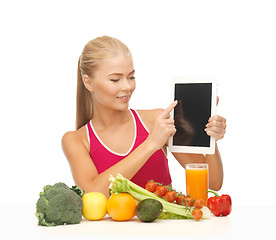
[1,0,275,206]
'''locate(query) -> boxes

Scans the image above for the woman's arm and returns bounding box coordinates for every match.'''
[172,144,223,191]
[62,131,157,198]
[172,114,226,191]
[62,101,178,198]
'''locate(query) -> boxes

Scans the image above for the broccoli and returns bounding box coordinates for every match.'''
[35,182,84,226]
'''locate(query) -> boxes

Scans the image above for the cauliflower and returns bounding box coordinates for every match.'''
[35,182,84,226]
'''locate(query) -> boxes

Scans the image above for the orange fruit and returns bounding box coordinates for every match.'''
[107,193,137,221]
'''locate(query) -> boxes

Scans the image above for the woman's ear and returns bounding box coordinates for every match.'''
[82,75,94,92]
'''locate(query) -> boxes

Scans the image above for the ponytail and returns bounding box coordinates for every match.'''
[76,58,93,130]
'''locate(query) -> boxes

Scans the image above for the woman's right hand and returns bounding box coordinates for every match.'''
[145,101,178,151]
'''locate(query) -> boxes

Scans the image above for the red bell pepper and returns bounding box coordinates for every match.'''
[206,190,232,217]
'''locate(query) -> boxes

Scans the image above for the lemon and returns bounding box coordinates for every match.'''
[82,192,107,220]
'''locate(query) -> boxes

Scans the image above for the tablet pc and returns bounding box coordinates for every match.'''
[168,77,217,154]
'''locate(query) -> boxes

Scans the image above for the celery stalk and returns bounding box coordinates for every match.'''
[109,174,193,219]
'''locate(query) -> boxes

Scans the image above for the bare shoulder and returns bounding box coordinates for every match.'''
[136,108,163,131]
[61,130,77,147]
[61,126,89,153]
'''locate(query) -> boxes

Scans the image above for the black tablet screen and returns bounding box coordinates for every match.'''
[173,83,212,147]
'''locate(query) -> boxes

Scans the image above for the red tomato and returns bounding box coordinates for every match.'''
[184,197,194,207]
[192,209,203,221]
[145,181,157,193]
[155,186,167,197]
[176,194,185,205]
[165,191,177,202]
[194,199,204,209]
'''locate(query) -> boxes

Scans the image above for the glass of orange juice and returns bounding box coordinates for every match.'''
[185,164,208,205]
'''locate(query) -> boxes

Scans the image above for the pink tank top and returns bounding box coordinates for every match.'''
[86,109,172,188]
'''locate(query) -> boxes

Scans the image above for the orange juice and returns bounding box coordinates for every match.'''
[185,164,208,205]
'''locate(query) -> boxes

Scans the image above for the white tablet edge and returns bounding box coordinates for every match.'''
[168,76,217,155]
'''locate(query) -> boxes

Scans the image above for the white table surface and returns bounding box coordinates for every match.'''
[1,205,275,239]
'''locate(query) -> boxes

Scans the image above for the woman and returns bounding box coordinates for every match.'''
[62,36,226,197]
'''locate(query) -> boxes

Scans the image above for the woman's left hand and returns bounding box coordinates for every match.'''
[205,115,226,141]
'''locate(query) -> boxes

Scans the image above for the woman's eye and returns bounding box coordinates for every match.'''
[130,76,135,80]
[110,79,120,82]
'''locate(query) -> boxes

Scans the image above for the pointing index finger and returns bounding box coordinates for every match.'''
[160,100,178,119]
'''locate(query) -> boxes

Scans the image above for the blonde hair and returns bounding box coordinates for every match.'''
[76,36,131,129]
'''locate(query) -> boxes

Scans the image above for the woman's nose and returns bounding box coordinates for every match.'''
[121,78,132,91]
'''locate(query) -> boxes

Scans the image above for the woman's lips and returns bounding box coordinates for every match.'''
[116,95,130,102]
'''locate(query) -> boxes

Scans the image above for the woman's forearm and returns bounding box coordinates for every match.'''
[173,143,223,191]
[83,139,156,198]
[205,143,223,191]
